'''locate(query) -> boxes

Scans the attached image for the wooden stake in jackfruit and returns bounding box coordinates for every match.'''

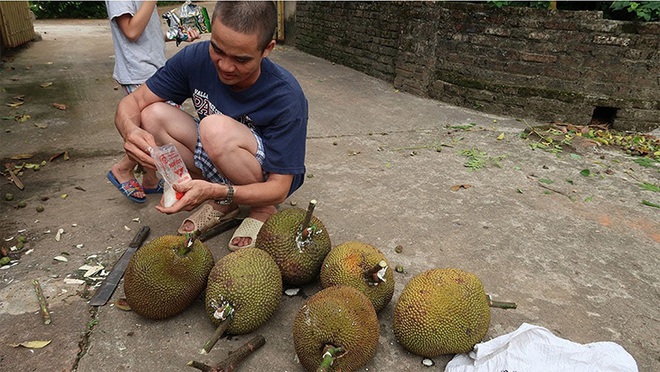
[256,200,331,285]
[123,235,214,320]
[202,248,282,354]
[393,268,516,357]
[293,285,379,372]
[320,241,394,312]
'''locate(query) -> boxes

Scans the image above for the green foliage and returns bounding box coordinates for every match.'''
[30,1,107,19]
[487,1,549,9]
[488,1,513,9]
[610,1,660,21]
[487,0,660,21]
[460,148,506,171]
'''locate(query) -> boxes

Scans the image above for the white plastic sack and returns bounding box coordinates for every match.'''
[445,323,638,372]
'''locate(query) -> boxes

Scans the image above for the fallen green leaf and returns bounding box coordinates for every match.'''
[640,183,660,192]
[539,178,554,184]
[642,200,660,208]
[580,169,591,177]
[633,158,657,168]
[569,153,582,160]
[449,123,476,130]
[584,196,593,202]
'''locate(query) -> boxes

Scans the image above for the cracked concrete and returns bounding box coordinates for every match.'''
[1,10,659,372]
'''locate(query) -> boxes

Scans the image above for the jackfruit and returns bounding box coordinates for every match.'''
[124,235,214,320]
[320,241,394,312]
[393,268,496,357]
[293,285,379,372]
[204,248,282,335]
[256,202,331,285]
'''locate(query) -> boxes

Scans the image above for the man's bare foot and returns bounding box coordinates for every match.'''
[230,205,276,248]
[111,162,145,199]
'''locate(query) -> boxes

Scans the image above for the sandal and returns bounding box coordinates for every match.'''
[228,217,264,251]
[144,179,164,194]
[177,204,240,235]
[107,170,146,203]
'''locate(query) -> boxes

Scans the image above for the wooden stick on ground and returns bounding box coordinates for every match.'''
[32,279,51,325]
[189,335,266,372]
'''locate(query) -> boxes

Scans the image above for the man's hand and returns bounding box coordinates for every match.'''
[124,127,157,169]
[155,180,214,214]
[185,28,201,42]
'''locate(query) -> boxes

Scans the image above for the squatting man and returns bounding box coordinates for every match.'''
[111,1,308,250]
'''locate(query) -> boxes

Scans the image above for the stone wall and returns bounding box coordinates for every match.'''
[295,1,660,132]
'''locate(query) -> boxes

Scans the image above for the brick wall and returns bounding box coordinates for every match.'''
[295,2,660,132]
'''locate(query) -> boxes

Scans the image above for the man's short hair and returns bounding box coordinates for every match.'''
[212,1,277,52]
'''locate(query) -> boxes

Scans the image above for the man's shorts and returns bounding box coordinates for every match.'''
[193,119,266,185]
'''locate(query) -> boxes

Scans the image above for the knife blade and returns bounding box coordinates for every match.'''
[198,218,243,242]
[89,225,150,306]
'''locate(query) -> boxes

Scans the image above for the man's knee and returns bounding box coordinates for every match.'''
[199,115,234,156]
[140,102,173,132]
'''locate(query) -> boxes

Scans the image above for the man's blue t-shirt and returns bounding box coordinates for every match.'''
[146,41,307,190]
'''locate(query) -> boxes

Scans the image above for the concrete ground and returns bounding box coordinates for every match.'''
[1,13,659,372]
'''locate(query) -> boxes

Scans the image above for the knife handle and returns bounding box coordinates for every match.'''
[128,226,151,248]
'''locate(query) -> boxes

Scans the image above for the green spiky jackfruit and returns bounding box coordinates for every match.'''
[293,285,379,372]
[256,208,331,285]
[204,248,282,335]
[320,241,394,312]
[393,268,491,357]
[123,235,214,320]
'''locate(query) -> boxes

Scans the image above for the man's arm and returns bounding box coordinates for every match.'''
[156,173,294,214]
[115,84,165,168]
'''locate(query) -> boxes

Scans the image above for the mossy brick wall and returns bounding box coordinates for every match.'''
[295,2,660,132]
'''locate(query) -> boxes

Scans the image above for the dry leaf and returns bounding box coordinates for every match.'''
[12,95,25,101]
[497,133,505,140]
[16,114,30,122]
[55,228,64,242]
[115,298,132,311]
[6,101,24,108]
[450,184,473,191]
[10,340,52,349]
[49,151,66,162]
[52,103,67,110]
[40,82,53,88]
[10,153,33,160]
[34,123,49,129]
